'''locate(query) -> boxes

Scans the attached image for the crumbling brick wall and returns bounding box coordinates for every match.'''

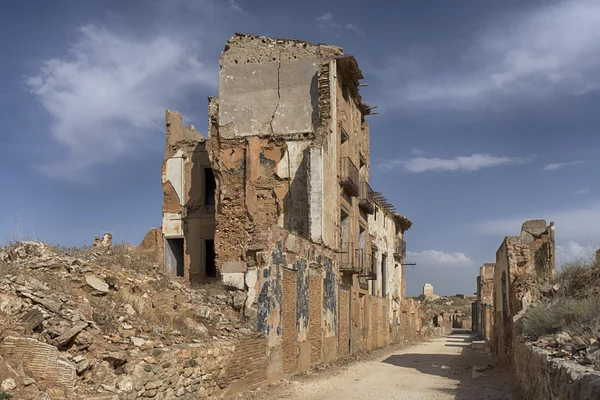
[491,220,555,362]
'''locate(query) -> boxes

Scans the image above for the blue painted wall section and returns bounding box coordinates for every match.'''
[323,256,337,333]
[295,258,309,335]
[257,241,284,337]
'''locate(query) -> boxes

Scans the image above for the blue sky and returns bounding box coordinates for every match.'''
[2,0,600,296]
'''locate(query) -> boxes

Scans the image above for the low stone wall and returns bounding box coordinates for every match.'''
[513,339,600,400]
[1,334,268,400]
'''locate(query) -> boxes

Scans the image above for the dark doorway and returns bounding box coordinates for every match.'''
[166,238,184,277]
[205,239,216,278]
[204,168,216,206]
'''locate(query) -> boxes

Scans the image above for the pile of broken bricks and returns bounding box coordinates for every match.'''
[0,241,254,399]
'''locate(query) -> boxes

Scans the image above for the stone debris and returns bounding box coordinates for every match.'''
[533,332,600,369]
[85,274,110,293]
[1,378,16,391]
[0,240,254,399]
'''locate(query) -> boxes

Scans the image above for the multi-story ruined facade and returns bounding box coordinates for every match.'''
[154,33,421,386]
[474,220,555,362]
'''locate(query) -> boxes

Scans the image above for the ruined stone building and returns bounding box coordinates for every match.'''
[151,33,420,383]
[474,263,495,343]
[474,220,555,362]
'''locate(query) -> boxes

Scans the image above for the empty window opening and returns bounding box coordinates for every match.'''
[341,128,349,144]
[340,210,349,248]
[205,239,217,278]
[371,250,377,296]
[166,238,184,277]
[381,254,387,297]
[204,168,216,206]
[359,153,366,169]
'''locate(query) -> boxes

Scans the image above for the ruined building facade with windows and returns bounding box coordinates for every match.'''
[150,33,424,387]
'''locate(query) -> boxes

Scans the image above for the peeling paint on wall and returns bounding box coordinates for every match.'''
[323,256,337,336]
[296,258,309,341]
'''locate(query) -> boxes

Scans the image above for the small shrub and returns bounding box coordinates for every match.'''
[0,392,13,400]
[558,258,600,300]
[518,297,600,338]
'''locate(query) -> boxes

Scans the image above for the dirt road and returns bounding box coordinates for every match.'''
[244,331,520,400]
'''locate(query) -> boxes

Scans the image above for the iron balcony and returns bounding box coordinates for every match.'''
[340,242,360,274]
[358,181,375,214]
[339,157,359,197]
[394,237,406,258]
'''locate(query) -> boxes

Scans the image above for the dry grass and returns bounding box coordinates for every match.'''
[518,255,600,339]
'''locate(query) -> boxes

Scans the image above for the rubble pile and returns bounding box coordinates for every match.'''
[0,241,253,399]
[532,332,600,370]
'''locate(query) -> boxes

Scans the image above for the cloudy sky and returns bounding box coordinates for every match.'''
[2,0,599,296]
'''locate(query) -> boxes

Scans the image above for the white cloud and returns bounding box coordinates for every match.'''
[345,23,363,34]
[379,0,600,108]
[407,250,474,268]
[378,153,533,172]
[411,148,424,155]
[317,12,340,28]
[27,25,215,181]
[316,12,361,33]
[543,160,589,171]
[475,202,600,248]
[574,187,590,195]
[228,0,244,13]
[556,240,598,267]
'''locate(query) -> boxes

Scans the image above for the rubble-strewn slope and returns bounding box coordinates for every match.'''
[516,256,600,372]
[0,242,253,399]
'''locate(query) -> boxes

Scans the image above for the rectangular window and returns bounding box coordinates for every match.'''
[204,168,216,206]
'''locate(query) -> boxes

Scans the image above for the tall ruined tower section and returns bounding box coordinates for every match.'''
[206,34,344,273]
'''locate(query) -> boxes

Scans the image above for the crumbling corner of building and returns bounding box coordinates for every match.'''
[165,110,204,158]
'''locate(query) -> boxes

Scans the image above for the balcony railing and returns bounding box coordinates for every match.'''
[340,157,359,197]
[394,237,406,258]
[358,249,377,280]
[358,181,375,214]
[340,242,359,274]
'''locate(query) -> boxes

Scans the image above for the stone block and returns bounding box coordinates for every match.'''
[285,234,301,254]
[222,272,245,290]
[221,261,247,274]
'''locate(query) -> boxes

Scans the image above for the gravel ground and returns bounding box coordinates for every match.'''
[242,331,521,400]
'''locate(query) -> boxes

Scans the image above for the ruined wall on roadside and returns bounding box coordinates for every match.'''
[198,33,432,388]
[206,35,342,379]
[513,339,600,400]
[492,220,555,362]
[476,263,495,344]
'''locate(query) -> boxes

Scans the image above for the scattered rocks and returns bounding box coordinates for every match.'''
[1,378,16,391]
[0,240,255,398]
[85,275,109,293]
[130,337,146,346]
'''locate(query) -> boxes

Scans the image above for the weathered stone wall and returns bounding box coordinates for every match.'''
[161,110,215,282]
[491,220,555,362]
[112,335,268,399]
[513,339,600,400]
[475,263,495,343]
[138,227,164,264]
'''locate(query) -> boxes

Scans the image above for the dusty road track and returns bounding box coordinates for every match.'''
[245,332,520,400]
